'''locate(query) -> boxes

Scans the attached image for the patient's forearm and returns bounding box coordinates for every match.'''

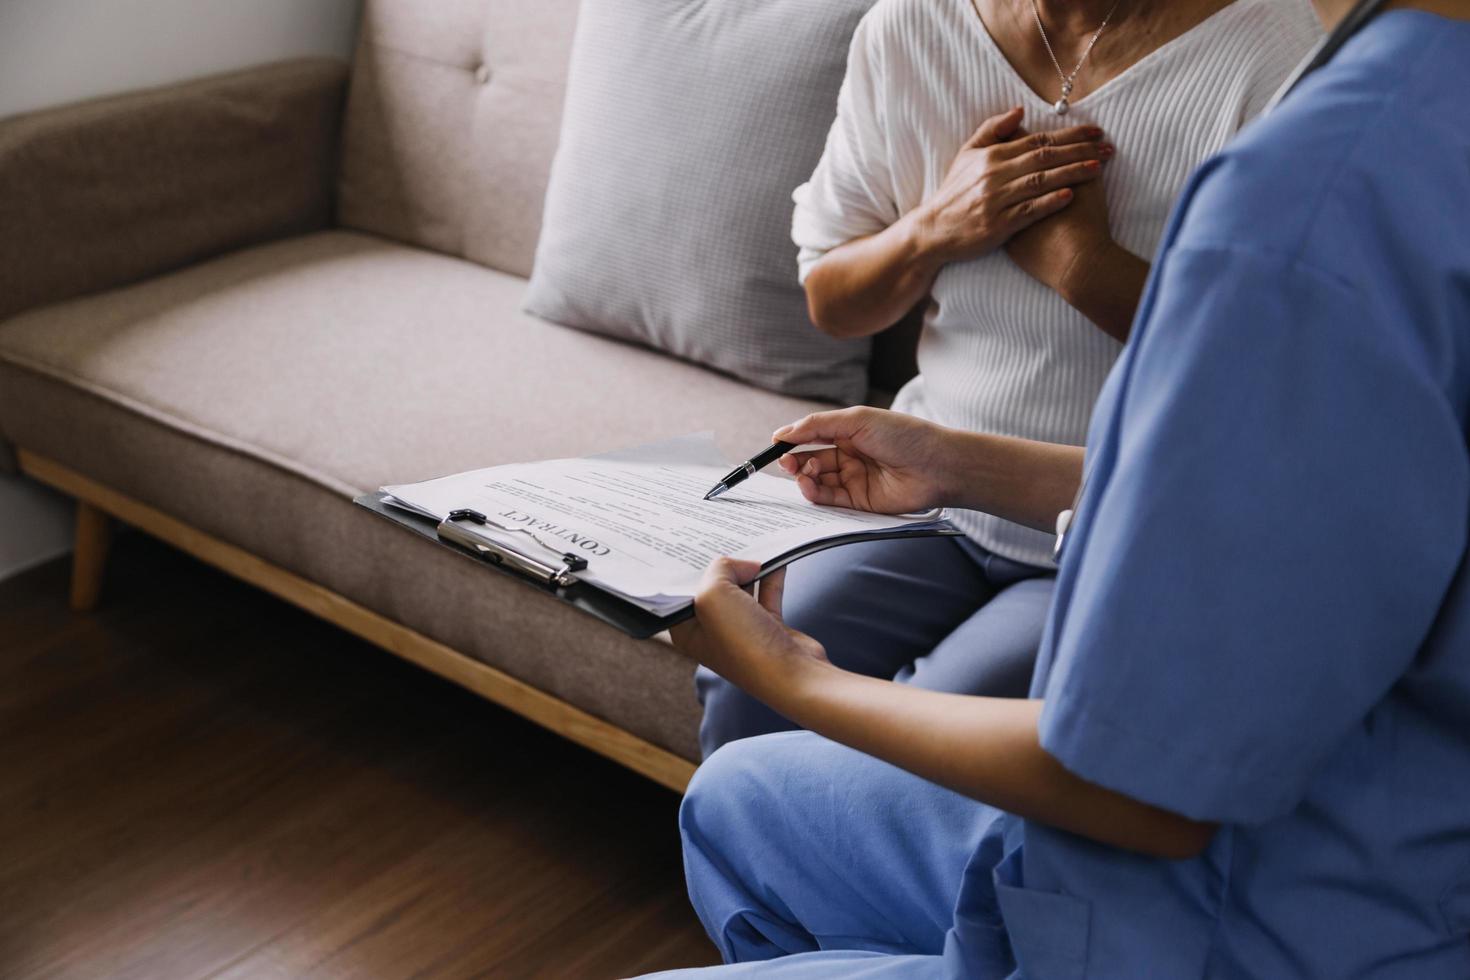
[772,666,1215,860]
[803,212,941,338]
[1064,243,1150,343]
[942,430,1084,532]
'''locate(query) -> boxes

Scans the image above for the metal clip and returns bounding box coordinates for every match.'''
[439,510,585,588]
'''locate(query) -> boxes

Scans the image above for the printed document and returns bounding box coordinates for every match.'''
[380,433,950,614]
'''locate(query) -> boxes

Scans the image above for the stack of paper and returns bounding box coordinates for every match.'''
[381,433,952,615]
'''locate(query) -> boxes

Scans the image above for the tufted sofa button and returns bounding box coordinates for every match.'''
[474,63,491,85]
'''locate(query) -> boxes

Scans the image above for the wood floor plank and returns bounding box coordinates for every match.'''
[0,535,716,979]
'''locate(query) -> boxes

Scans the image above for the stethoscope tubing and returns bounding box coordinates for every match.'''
[1268,0,1391,112]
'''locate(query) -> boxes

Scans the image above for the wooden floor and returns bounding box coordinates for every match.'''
[0,533,718,979]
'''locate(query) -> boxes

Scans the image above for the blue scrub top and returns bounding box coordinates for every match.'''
[966,11,1470,979]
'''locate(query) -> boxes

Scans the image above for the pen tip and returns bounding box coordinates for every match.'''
[704,485,726,501]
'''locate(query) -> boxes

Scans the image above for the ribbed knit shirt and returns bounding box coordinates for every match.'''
[793,0,1320,567]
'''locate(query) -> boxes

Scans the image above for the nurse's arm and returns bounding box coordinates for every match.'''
[788,671,1218,861]
[675,560,1217,861]
[773,407,1084,533]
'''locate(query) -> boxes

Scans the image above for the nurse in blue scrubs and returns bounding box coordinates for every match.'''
[645,0,1470,975]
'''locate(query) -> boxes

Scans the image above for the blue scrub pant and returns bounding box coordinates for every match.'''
[641,731,1003,978]
[696,536,1054,759]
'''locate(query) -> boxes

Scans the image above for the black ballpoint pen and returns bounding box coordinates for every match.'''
[704,441,797,500]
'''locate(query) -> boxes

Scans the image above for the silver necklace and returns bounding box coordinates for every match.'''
[1030,0,1122,115]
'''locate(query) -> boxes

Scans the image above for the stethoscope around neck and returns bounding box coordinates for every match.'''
[1267,0,1392,112]
[1050,0,1390,565]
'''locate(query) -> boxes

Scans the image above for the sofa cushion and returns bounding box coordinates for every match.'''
[0,230,829,760]
[522,0,876,405]
[337,0,578,280]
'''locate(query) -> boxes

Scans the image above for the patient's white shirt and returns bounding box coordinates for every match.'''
[793,0,1319,567]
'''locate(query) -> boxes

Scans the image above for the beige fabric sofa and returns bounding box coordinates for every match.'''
[0,2,914,789]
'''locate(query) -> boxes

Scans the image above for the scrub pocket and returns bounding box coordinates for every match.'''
[995,880,1092,980]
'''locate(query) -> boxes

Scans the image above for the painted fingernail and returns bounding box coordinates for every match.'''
[1085,127,1104,138]
[1085,159,1102,170]
[1100,143,1115,156]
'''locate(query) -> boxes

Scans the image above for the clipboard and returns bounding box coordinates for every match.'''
[354,491,962,640]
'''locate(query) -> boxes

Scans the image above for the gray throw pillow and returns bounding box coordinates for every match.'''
[523,0,877,404]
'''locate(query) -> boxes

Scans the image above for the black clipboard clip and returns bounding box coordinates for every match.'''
[438,508,589,589]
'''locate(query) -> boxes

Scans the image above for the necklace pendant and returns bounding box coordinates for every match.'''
[1053,97,1070,116]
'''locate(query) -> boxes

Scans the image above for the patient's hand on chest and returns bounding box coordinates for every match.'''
[1004,173,1114,301]
[1003,171,1151,343]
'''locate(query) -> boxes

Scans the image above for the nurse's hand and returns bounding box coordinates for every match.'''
[912,107,1109,265]
[670,560,830,699]
[773,407,957,514]
[774,406,1086,533]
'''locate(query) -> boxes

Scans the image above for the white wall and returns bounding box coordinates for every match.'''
[0,0,362,582]
[0,0,362,117]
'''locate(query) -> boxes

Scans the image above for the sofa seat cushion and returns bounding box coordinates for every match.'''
[0,230,829,761]
[0,230,828,495]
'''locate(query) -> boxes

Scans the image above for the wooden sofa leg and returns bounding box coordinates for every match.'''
[70,501,113,612]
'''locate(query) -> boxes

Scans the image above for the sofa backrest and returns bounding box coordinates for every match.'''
[338,0,577,280]
[336,0,917,397]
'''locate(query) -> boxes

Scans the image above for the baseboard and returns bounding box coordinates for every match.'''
[0,540,72,583]
[16,448,697,794]
[0,471,75,582]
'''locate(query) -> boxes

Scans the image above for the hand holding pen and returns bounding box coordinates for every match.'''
[705,408,960,515]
